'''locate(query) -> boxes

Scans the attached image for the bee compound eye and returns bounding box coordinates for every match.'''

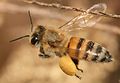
[31,37,39,45]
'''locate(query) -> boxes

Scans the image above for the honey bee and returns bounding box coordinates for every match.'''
[10,3,113,79]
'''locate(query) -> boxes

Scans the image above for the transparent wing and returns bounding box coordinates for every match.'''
[59,3,107,32]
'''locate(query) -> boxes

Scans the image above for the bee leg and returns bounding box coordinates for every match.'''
[39,53,50,58]
[75,74,81,79]
[39,52,44,56]
[39,44,50,58]
[72,58,83,73]
[76,65,83,73]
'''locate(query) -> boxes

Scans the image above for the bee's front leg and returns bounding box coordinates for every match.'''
[39,53,50,58]
[39,44,51,58]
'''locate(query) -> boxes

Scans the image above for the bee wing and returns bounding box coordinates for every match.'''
[59,3,107,32]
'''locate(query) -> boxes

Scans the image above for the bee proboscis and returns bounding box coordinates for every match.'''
[10,3,113,79]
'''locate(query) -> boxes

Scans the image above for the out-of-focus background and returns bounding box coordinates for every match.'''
[0,0,120,83]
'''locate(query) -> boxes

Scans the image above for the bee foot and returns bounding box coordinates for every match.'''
[75,74,81,80]
[39,54,50,58]
[76,67,83,73]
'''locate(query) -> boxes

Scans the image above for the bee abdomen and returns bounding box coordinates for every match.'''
[83,42,112,63]
[67,37,112,63]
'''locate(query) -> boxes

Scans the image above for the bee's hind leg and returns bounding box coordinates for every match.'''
[72,58,83,73]
[76,65,83,73]
[75,74,81,79]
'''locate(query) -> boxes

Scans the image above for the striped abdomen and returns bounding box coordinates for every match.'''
[67,37,112,62]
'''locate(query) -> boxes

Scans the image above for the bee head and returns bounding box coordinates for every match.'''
[30,25,46,45]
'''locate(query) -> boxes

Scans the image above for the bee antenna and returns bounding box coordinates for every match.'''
[28,10,33,32]
[9,35,30,43]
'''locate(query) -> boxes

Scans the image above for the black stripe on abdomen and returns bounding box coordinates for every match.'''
[92,45,103,61]
[83,41,94,60]
[96,45,102,53]
[75,38,85,57]
[77,38,85,49]
[86,41,94,51]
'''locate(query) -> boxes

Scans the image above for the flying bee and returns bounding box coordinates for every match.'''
[10,3,113,79]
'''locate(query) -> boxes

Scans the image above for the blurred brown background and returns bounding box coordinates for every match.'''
[0,0,120,83]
